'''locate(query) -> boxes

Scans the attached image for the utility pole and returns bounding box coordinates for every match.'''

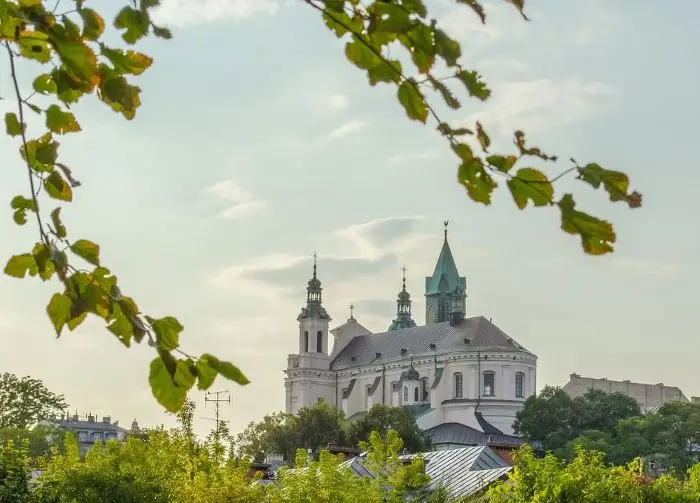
[203,390,231,438]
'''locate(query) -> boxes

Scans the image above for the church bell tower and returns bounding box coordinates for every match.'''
[425,222,467,325]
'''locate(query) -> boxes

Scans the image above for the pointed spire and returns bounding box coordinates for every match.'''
[312,251,317,279]
[426,222,467,324]
[349,303,355,320]
[388,265,417,332]
[298,253,330,321]
[444,220,449,240]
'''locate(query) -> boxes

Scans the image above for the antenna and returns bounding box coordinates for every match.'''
[203,390,231,437]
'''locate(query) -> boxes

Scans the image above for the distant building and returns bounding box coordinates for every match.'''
[40,413,139,455]
[284,226,537,440]
[562,373,689,412]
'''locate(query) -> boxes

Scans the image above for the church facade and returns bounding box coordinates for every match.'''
[284,228,537,439]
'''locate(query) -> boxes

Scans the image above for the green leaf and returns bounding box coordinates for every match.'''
[475,121,490,152]
[50,38,98,85]
[45,105,81,134]
[70,239,100,266]
[486,154,517,173]
[457,0,486,23]
[451,142,474,162]
[201,353,250,386]
[99,76,142,120]
[371,2,413,33]
[4,254,36,278]
[114,7,149,44]
[107,304,133,347]
[18,31,51,63]
[33,73,56,94]
[148,316,183,351]
[101,47,153,76]
[513,130,558,161]
[402,23,435,73]
[577,163,642,208]
[505,0,530,21]
[174,360,197,389]
[456,70,491,101]
[46,293,72,336]
[195,357,218,390]
[152,26,172,39]
[434,29,461,66]
[507,168,554,209]
[402,0,427,17]
[50,208,67,238]
[558,194,616,255]
[397,79,428,123]
[10,195,36,226]
[22,133,59,172]
[457,159,496,205]
[367,59,402,85]
[32,242,54,281]
[438,123,473,137]
[79,7,105,40]
[428,76,460,109]
[67,312,87,331]
[149,357,187,413]
[44,172,73,202]
[344,38,382,71]
[323,10,362,38]
[5,113,24,136]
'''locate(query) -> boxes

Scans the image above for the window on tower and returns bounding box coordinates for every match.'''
[304,331,309,352]
[483,371,495,397]
[403,386,408,402]
[454,372,463,398]
[515,372,524,398]
[316,331,323,352]
[413,387,419,402]
[421,377,429,401]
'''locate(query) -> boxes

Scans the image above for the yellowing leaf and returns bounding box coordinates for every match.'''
[507,168,554,209]
[429,76,460,109]
[46,105,81,134]
[79,7,105,40]
[46,293,72,336]
[457,0,486,23]
[458,159,496,205]
[18,31,51,63]
[70,239,100,266]
[397,79,428,123]
[99,76,142,120]
[475,121,490,151]
[114,6,149,45]
[50,37,99,86]
[4,254,36,279]
[5,113,24,137]
[149,357,187,413]
[50,207,67,238]
[456,70,491,101]
[101,47,153,76]
[44,171,73,201]
[147,316,183,351]
[577,163,643,208]
[11,195,36,226]
[401,23,435,73]
[558,194,616,255]
[486,154,517,173]
[33,74,57,94]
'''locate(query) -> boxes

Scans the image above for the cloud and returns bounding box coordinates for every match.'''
[325,119,368,140]
[330,94,349,109]
[204,180,269,220]
[152,0,278,27]
[387,148,442,166]
[333,216,426,258]
[463,78,613,139]
[608,258,680,279]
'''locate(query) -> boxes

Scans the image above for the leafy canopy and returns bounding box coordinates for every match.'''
[2,0,641,412]
[0,373,68,429]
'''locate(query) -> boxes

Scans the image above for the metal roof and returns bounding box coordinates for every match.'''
[331,316,533,371]
[425,422,525,449]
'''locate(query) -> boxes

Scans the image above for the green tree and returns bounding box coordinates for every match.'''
[0,373,68,429]
[2,0,642,412]
[349,405,430,453]
[234,411,299,463]
[0,425,66,461]
[0,439,31,503]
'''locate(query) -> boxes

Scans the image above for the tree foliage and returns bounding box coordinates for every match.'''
[0,373,67,429]
[2,0,642,412]
[0,439,31,503]
[0,425,65,461]
[349,405,431,454]
[487,446,700,503]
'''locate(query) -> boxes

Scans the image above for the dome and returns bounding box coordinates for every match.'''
[405,362,420,381]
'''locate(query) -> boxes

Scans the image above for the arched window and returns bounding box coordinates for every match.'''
[390,382,397,405]
[515,372,524,398]
[304,331,309,352]
[414,387,419,402]
[421,377,429,401]
[454,372,463,398]
[483,371,495,397]
[316,330,323,353]
[403,386,408,402]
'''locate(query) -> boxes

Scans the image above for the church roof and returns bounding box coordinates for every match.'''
[331,316,533,371]
[425,235,465,295]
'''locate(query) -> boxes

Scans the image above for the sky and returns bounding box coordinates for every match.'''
[0,0,698,437]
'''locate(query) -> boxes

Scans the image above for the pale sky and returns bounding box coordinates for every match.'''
[1,0,698,437]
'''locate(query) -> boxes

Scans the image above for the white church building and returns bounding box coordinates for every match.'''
[284,227,537,446]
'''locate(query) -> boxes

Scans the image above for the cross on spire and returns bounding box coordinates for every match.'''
[312,252,317,278]
[401,265,407,291]
[443,220,449,240]
[349,303,354,319]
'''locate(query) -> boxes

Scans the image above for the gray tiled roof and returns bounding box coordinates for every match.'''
[426,422,525,448]
[331,316,532,370]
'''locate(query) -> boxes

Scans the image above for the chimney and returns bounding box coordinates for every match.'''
[246,463,271,480]
[87,414,95,423]
[102,416,111,424]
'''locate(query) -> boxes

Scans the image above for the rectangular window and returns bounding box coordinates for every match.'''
[515,372,524,398]
[421,378,429,401]
[455,373,463,399]
[483,372,495,397]
[366,385,372,409]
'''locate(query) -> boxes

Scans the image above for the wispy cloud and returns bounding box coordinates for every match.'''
[463,78,613,139]
[325,119,368,140]
[329,94,349,109]
[152,0,279,27]
[387,148,442,166]
[205,180,269,220]
[333,216,427,258]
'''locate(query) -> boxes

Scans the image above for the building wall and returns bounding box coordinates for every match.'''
[563,374,689,411]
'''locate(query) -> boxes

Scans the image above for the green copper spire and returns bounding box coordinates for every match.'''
[425,222,466,325]
[298,253,331,321]
[388,266,417,331]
